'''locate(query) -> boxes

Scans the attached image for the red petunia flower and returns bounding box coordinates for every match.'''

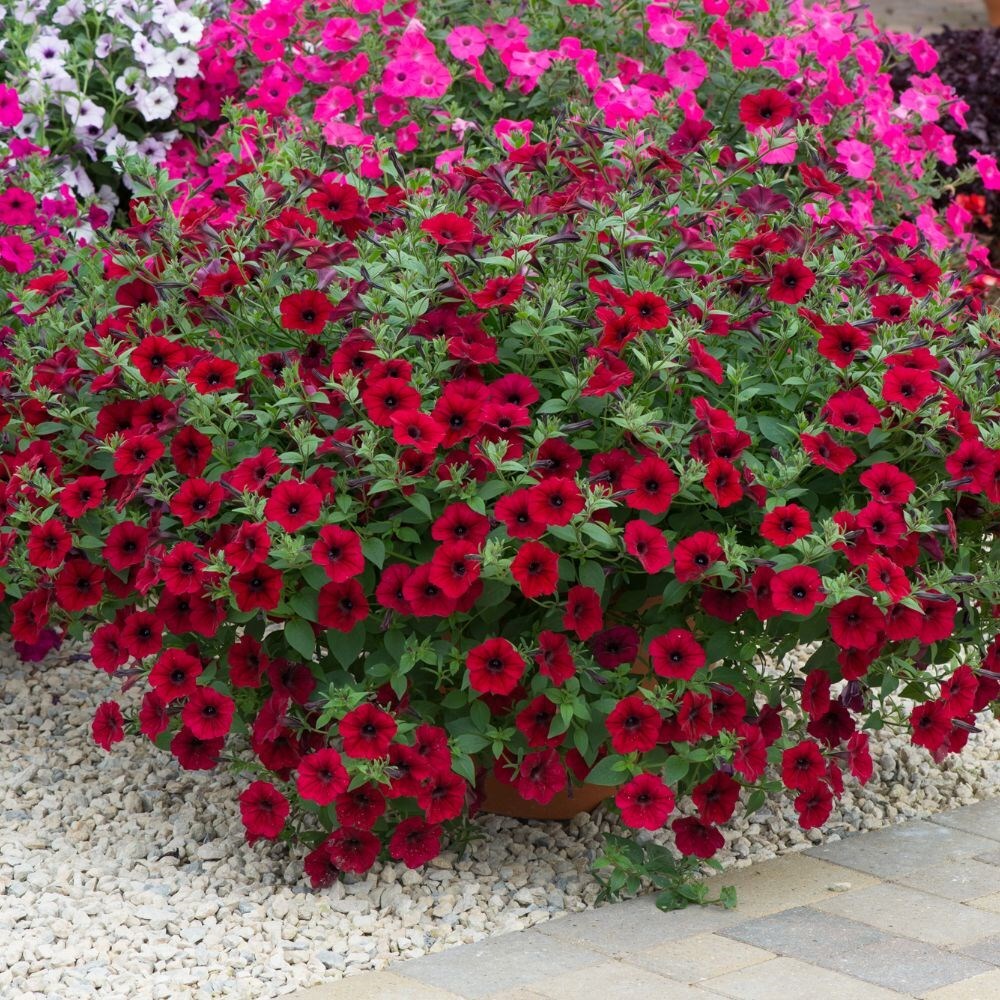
[297,748,350,806]
[182,686,236,740]
[139,689,170,740]
[339,703,397,759]
[527,477,584,527]
[131,335,187,383]
[150,647,203,701]
[534,630,576,685]
[239,781,290,842]
[910,700,952,751]
[494,489,546,539]
[224,522,271,573]
[672,531,724,582]
[795,783,834,829]
[760,504,811,547]
[169,477,224,526]
[515,748,568,804]
[703,458,742,507]
[623,290,671,331]
[54,558,104,612]
[312,525,365,583]
[815,323,871,369]
[264,479,322,531]
[882,366,937,411]
[187,356,239,394]
[231,562,285,612]
[362,376,421,427]
[58,476,105,518]
[326,827,381,874]
[622,456,680,515]
[114,433,164,476]
[824,389,882,435]
[859,463,916,505]
[417,769,467,822]
[92,701,125,751]
[119,611,162,659]
[171,726,224,770]
[317,578,369,631]
[562,585,603,640]
[692,771,741,825]
[769,258,815,304]
[304,841,341,889]
[828,596,885,649]
[26,520,72,569]
[510,541,560,598]
[623,520,672,573]
[471,274,525,309]
[432,502,491,547]
[390,410,444,453]
[615,773,675,830]
[649,629,706,680]
[605,694,661,753]
[336,783,387,830]
[800,432,857,473]
[467,638,525,695]
[171,425,213,477]
[279,290,333,335]
[781,740,826,791]
[401,564,457,618]
[388,817,443,869]
[420,212,476,248]
[771,565,824,616]
[672,816,724,858]
[866,554,910,601]
[516,695,562,748]
[738,87,793,131]
[870,293,911,324]
[91,623,128,674]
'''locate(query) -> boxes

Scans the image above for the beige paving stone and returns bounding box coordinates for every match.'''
[816,883,1000,948]
[701,956,907,1000]
[629,933,774,983]
[893,859,1000,903]
[526,960,710,999]
[967,891,1000,914]
[288,971,463,1000]
[703,852,880,919]
[924,970,1000,1000]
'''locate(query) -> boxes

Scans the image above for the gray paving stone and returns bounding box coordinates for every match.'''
[894,859,1000,902]
[958,933,1000,967]
[817,936,993,995]
[535,893,743,953]
[932,801,1000,844]
[397,930,608,999]
[805,821,998,878]
[816,883,1000,948]
[720,906,888,962]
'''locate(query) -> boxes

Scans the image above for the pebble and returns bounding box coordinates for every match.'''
[4,641,1000,998]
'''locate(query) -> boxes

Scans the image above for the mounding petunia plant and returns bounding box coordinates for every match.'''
[0,0,998,905]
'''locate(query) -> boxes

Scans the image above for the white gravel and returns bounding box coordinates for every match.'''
[3,640,1000,999]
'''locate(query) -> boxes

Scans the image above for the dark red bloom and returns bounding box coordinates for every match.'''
[649,629,706,680]
[781,740,826,791]
[910,700,952,751]
[339,703,397,759]
[760,504,811,546]
[514,749,567,804]
[605,695,660,753]
[623,520,672,573]
[527,477,584,527]
[326,827,381,874]
[336,783,387,830]
[170,477,224,526]
[54,558,104,611]
[622,456,679,515]
[824,389,881,435]
[150,647,203,701]
[264,479,322,531]
[672,816,724,858]
[795,783,834,829]
[280,290,333,335]
[467,638,525,695]
[187,356,239,394]
[92,701,125,750]
[769,258,815,304]
[692,772,740,825]
[562,585,603,641]
[534,630,576,685]
[388,818,442,868]
[859,463,916,505]
[171,727,224,771]
[317,579,369,632]
[239,781,290,841]
[170,425,213,477]
[623,290,670,330]
[703,458,742,507]
[771,565,824,616]
[231,562,285,612]
[828,596,884,650]
[672,531,724,582]
[417,769,467,822]
[26,519,72,569]
[312,525,364,583]
[801,432,856,474]
[510,541,560,598]
[182,686,236,740]
[515,695,562,748]
[738,88,793,130]
[615,773,675,830]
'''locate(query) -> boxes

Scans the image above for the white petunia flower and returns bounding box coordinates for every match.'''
[134,85,177,121]
[167,46,198,78]
[163,11,203,45]
[52,0,85,25]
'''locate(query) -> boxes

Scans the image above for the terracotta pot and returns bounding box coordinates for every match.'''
[481,771,616,820]
[987,0,1000,26]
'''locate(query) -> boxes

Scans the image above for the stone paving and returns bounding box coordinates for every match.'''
[289,3,998,998]
[291,800,1000,1000]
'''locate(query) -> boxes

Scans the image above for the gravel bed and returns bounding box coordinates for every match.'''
[3,641,1000,999]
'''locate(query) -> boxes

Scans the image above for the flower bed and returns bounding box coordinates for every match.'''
[1,0,998,905]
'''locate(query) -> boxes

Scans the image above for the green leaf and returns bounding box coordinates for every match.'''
[288,588,318,623]
[745,789,767,815]
[408,493,432,520]
[586,754,628,786]
[470,699,491,731]
[451,753,476,784]
[283,619,316,660]
[362,537,386,569]
[328,625,366,669]
[757,415,797,447]
[663,755,689,785]
[578,560,606,595]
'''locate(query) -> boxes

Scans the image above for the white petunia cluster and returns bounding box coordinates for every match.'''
[4,0,209,192]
